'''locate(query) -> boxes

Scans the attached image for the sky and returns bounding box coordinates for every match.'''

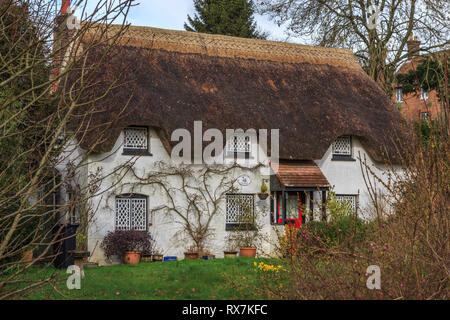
[72,0,304,43]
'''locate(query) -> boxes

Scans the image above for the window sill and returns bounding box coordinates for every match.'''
[224,152,253,159]
[226,223,256,231]
[331,155,356,161]
[122,149,153,156]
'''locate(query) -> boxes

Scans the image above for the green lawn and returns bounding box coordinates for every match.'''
[17,257,276,300]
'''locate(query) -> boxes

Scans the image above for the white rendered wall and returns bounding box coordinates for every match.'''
[83,131,397,265]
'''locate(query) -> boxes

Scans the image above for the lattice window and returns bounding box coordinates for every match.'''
[336,195,358,214]
[227,134,251,153]
[226,194,254,224]
[332,136,352,156]
[124,127,148,150]
[115,196,147,231]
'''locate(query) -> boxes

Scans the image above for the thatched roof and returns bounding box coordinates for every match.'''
[70,25,407,163]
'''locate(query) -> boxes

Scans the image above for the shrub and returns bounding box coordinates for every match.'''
[101,230,155,258]
[307,215,370,248]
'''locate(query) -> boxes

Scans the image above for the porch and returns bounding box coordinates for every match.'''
[270,160,330,227]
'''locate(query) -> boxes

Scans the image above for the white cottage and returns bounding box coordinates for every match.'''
[56,23,406,265]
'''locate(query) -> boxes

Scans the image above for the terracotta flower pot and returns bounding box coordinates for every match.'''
[124,251,140,264]
[239,247,257,257]
[184,252,199,259]
[223,251,238,258]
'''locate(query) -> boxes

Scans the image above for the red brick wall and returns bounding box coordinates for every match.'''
[392,89,442,121]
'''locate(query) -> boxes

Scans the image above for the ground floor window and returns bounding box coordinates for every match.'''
[335,194,358,214]
[115,194,147,231]
[225,194,254,230]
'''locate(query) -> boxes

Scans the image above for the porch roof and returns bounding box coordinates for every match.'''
[274,160,330,188]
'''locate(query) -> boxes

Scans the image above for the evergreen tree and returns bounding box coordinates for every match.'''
[184,0,267,39]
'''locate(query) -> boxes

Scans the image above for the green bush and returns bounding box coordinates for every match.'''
[307,215,370,248]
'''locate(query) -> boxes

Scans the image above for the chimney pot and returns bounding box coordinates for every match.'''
[61,0,70,14]
[407,35,420,59]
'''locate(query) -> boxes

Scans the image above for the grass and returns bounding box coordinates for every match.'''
[12,257,279,300]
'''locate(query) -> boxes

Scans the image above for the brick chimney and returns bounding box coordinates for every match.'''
[61,0,70,14]
[407,34,421,59]
[51,0,72,92]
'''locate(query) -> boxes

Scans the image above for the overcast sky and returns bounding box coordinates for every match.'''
[74,0,304,43]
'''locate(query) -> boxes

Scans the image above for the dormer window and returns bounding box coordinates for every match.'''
[396,88,403,102]
[332,136,354,161]
[123,127,151,156]
[226,133,251,158]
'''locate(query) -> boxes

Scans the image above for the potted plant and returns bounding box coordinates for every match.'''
[202,252,216,260]
[152,250,163,262]
[184,244,199,260]
[101,229,155,265]
[257,180,269,200]
[223,248,238,258]
[227,200,264,258]
[223,236,238,258]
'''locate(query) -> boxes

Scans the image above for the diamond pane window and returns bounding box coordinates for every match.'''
[124,127,148,150]
[115,195,147,231]
[332,136,352,156]
[336,195,358,214]
[226,194,254,226]
[227,135,251,153]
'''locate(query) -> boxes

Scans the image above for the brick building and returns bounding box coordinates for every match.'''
[393,35,447,122]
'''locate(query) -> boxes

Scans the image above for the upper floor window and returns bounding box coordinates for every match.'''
[123,127,151,155]
[226,134,251,158]
[420,88,428,100]
[225,194,254,230]
[332,136,354,161]
[336,194,358,215]
[396,88,403,102]
[115,194,148,231]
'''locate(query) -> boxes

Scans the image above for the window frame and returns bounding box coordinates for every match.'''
[115,193,148,231]
[396,88,403,102]
[420,111,430,121]
[335,194,359,215]
[225,134,252,159]
[420,88,428,100]
[122,126,152,156]
[225,193,255,231]
[331,136,355,161]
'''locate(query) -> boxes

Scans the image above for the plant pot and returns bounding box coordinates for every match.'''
[69,250,90,278]
[22,250,33,263]
[202,254,215,260]
[152,254,163,262]
[124,251,140,264]
[223,251,238,258]
[257,193,269,200]
[239,247,257,257]
[184,252,199,260]
[164,256,177,261]
[141,255,152,262]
